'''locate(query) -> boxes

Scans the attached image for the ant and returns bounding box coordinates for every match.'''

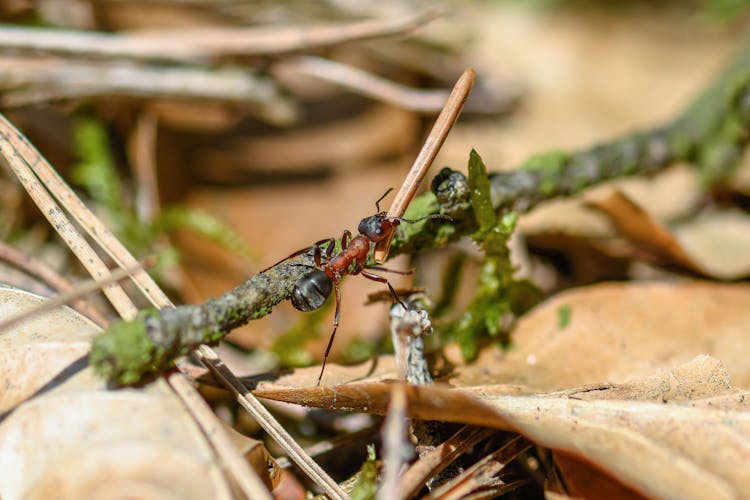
[276,188,448,385]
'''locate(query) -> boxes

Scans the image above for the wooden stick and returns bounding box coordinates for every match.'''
[0,10,439,62]
[374,68,475,263]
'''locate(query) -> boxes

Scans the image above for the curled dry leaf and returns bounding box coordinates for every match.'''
[254,280,750,499]
[674,209,750,280]
[0,287,271,499]
[455,280,750,390]
[587,190,750,280]
[255,356,750,500]
[585,190,704,275]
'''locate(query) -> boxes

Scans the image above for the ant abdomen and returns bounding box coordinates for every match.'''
[291,268,333,312]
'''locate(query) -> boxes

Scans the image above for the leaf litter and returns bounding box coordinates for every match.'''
[253,280,750,498]
[5,2,750,499]
[0,287,274,499]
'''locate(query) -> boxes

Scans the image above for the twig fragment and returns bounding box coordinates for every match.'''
[0,57,294,123]
[389,299,433,384]
[279,56,453,112]
[428,435,533,500]
[399,426,496,499]
[0,10,439,62]
[374,68,475,262]
[0,239,108,326]
[1,113,343,499]
[377,383,412,500]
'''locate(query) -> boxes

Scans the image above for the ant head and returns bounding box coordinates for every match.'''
[358,213,399,242]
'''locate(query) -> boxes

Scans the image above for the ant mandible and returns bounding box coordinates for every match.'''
[280,188,446,385]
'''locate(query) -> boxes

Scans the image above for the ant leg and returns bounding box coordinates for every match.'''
[360,270,405,308]
[365,265,413,276]
[314,238,335,266]
[260,237,334,272]
[317,281,342,386]
[313,245,323,267]
[341,230,352,250]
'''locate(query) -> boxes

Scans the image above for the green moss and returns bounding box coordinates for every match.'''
[90,318,162,386]
[398,192,439,241]
[468,148,496,233]
[521,150,569,195]
[348,444,378,500]
[449,150,527,360]
[251,305,274,320]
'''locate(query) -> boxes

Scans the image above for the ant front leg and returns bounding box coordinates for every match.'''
[341,230,352,250]
[317,281,342,386]
[360,270,406,308]
[314,238,336,266]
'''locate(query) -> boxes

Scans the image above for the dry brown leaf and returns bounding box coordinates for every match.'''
[586,190,704,275]
[674,209,750,280]
[255,355,750,500]
[0,287,269,499]
[552,451,646,500]
[454,281,750,390]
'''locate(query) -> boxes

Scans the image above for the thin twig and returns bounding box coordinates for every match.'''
[374,68,475,262]
[0,10,439,62]
[0,118,138,319]
[0,239,108,326]
[128,110,161,222]
[428,435,532,500]
[0,57,294,123]
[167,372,273,500]
[200,347,349,500]
[1,113,341,498]
[279,56,453,112]
[377,383,411,500]
[0,259,151,333]
[275,426,378,469]
[399,426,496,499]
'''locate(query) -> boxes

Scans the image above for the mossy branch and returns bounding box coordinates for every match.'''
[390,41,750,256]
[92,40,750,385]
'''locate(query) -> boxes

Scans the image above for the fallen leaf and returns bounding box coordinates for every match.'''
[0,287,266,498]
[255,356,750,500]
[585,190,704,275]
[454,281,750,390]
[674,209,750,280]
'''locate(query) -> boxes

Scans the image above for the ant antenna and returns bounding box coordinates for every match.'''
[395,213,452,224]
[375,187,393,212]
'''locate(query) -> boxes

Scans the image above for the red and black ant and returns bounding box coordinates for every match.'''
[276,188,448,384]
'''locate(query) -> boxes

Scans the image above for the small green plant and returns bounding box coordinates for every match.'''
[71,117,253,281]
[348,444,379,500]
[449,149,541,360]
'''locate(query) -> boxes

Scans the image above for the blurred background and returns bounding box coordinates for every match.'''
[1,0,749,374]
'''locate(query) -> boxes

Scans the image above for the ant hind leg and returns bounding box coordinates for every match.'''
[360,270,406,308]
[317,282,342,386]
